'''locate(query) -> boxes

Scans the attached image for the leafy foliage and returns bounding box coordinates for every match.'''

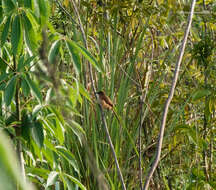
[0,0,216,189]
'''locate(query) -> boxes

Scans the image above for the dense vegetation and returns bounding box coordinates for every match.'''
[0,0,216,189]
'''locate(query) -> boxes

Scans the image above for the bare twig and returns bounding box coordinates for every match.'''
[70,1,126,189]
[143,0,196,189]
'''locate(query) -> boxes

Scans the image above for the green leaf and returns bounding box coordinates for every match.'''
[66,40,102,72]
[2,0,16,13]
[0,73,10,83]
[18,56,36,72]
[24,0,33,9]
[62,173,87,190]
[32,104,43,119]
[37,0,49,26]
[23,13,38,54]
[0,83,6,91]
[4,76,16,106]
[11,15,23,55]
[0,58,8,72]
[18,56,24,70]
[79,83,92,102]
[50,107,64,124]
[66,41,81,74]
[25,74,43,103]
[0,131,35,190]
[56,146,80,174]
[45,88,53,104]
[21,113,33,141]
[0,1,3,24]
[25,167,50,179]
[31,120,44,148]
[21,77,30,97]
[25,9,39,32]
[48,40,61,64]
[69,121,85,145]
[55,120,65,145]
[1,15,11,46]
[46,171,59,188]
[192,89,211,101]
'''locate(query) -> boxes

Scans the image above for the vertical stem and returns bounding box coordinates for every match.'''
[202,0,209,181]
[209,131,213,179]
[13,56,25,182]
[203,66,209,181]
[139,98,143,189]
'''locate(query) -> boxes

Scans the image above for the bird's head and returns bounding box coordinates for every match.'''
[96,91,105,96]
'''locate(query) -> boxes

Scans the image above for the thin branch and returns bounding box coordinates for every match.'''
[201,0,209,182]
[70,1,126,189]
[117,62,141,87]
[139,99,144,189]
[143,0,196,189]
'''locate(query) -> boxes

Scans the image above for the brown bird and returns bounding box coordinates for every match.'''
[96,91,113,110]
[96,91,122,129]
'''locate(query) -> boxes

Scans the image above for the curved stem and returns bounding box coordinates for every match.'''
[143,0,196,189]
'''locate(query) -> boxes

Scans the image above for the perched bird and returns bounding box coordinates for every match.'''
[96,91,113,110]
[96,91,122,129]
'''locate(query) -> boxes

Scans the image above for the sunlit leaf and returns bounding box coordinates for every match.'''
[55,121,65,145]
[37,0,50,26]
[32,104,44,119]
[45,88,53,104]
[25,9,39,32]
[46,171,59,188]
